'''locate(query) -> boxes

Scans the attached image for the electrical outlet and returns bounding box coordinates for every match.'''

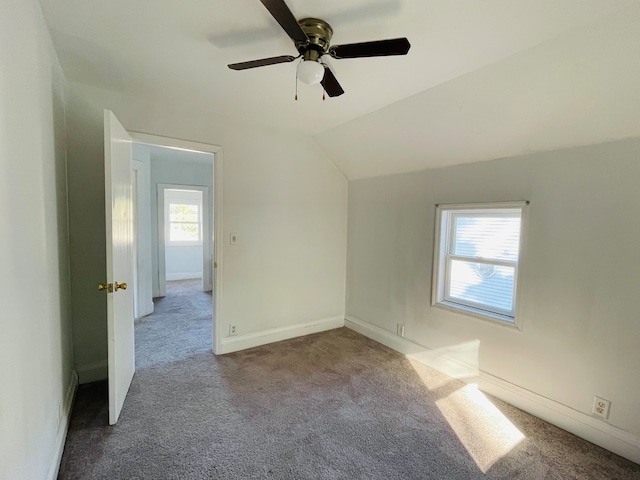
[593,396,611,419]
[397,323,405,338]
[228,325,237,336]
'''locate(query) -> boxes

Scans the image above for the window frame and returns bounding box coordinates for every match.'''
[431,201,529,329]
[164,190,204,247]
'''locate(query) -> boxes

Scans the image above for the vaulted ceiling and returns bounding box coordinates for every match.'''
[38,0,640,178]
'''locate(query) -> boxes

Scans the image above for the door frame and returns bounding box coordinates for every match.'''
[129,131,224,355]
[157,184,210,295]
[131,157,154,319]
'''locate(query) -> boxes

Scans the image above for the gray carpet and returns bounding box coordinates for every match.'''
[58,280,640,479]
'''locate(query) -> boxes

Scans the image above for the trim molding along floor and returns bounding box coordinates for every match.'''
[48,371,78,480]
[344,315,640,465]
[217,316,345,355]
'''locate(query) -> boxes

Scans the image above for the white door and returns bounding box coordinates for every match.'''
[104,109,135,425]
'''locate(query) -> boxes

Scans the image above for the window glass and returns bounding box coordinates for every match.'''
[169,222,200,242]
[169,204,198,223]
[452,214,521,262]
[164,189,203,246]
[433,203,527,326]
[448,260,515,313]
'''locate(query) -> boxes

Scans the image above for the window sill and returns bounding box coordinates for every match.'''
[432,301,522,331]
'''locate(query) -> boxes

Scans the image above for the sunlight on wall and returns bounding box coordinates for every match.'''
[407,340,480,388]
[436,384,525,472]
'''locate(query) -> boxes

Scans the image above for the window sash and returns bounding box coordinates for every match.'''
[432,202,527,327]
[448,210,521,262]
[165,199,203,246]
[443,256,517,318]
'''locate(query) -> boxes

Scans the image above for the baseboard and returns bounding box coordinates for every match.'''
[47,370,78,480]
[166,272,202,281]
[475,371,640,464]
[217,316,345,355]
[345,316,427,356]
[344,315,640,465]
[76,360,108,384]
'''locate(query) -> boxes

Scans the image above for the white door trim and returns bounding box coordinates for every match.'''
[128,131,224,356]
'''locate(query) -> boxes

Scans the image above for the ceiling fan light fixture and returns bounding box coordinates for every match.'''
[297,60,324,85]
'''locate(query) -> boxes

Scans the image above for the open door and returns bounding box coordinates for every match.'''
[103,110,135,424]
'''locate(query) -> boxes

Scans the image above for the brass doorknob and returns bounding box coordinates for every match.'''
[115,281,127,291]
[98,283,113,293]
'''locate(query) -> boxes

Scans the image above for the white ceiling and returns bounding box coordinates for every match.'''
[135,143,214,165]
[38,0,640,178]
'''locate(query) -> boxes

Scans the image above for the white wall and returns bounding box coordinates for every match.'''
[165,246,203,280]
[65,82,348,375]
[346,138,640,456]
[0,1,75,479]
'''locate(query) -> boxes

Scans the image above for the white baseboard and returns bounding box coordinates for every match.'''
[217,316,345,355]
[476,370,640,464]
[344,315,640,465]
[76,360,108,384]
[345,316,427,356]
[166,272,202,281]
[47,371,78,480]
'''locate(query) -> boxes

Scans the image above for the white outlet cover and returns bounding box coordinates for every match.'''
[593,396,611,419]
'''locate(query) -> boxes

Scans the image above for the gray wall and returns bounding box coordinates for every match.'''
[0,1,74,478]
[346,138,640,440]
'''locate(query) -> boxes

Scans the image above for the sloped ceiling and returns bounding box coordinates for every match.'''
[38,0,640,178]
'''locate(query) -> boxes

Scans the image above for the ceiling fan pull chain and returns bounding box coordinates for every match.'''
[322,89,326,101]
[295,77,298,101]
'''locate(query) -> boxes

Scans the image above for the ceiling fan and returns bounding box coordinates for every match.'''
[227,0,411,97]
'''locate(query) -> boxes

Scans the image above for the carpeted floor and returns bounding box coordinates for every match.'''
[58,280,640,479]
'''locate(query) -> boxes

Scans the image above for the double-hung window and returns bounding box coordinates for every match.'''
[164,189,203,246]
[432,202,528,327]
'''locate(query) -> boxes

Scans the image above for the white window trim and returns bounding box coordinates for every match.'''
[164,190,204,247]
[431,201,529,330]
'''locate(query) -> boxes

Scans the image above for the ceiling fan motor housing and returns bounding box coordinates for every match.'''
[297,18,333,62]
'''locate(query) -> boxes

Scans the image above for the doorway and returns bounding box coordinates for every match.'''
[158,185,210,294]
[129,132,223,355]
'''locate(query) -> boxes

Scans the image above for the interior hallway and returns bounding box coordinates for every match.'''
[136,279,213,369]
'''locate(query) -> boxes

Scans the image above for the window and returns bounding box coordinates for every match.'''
[164,189,203,246]
[432,202,528,327]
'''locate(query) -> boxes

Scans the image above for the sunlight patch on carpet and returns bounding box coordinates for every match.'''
[436,383,525,472]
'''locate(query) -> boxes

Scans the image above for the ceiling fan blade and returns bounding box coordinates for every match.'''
[329,37,411,59]
[228,55,297,70]
[320,65,344,97]
[259,0,309,44]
